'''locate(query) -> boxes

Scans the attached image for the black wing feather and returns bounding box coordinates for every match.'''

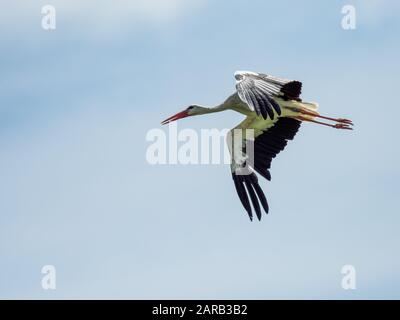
[281,81,302,101]
[232,172,266,221]
[231,117,301,221]
[253,118,301,182]
[244,179,262,221]
[232,174,253,220]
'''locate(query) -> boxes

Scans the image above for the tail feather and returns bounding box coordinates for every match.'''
[301,101,319,111]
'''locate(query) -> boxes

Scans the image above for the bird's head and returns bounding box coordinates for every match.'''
[161,105,207,125]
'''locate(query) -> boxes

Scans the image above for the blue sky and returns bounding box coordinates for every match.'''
[1,0,400,299]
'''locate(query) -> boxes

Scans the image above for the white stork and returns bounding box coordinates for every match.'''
[161,71,353,221]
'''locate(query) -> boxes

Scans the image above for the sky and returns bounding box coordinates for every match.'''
[0,0,400,299]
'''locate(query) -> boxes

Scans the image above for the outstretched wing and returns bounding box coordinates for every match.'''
[231,117,302,221]
[235,71,302,120]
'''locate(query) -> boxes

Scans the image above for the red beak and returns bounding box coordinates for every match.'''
[161,110,189,125]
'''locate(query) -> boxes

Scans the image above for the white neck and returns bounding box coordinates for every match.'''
[193,103,228,115]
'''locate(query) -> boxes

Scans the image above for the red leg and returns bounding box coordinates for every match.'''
[299,109,353,126]
[295,116,353,130]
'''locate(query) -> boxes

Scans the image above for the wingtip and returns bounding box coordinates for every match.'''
[234,70,258,77]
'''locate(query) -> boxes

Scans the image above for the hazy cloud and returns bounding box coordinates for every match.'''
[0,0,205,36]
[352,0,400,27]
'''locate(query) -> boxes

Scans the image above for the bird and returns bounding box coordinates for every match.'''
[161,71,353,221]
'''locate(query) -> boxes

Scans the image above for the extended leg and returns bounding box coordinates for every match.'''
[299,109,353,126]
[295,116,353,130]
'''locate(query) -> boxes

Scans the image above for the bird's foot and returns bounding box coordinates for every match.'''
[334,123,353,130]
[337,118,354,126]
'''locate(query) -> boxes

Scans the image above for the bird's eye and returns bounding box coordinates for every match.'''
[187,106,194,110]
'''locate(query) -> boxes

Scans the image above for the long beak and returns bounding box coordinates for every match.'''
[161,110,189,125]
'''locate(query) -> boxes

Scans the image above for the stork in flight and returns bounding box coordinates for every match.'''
[161,71,353,221]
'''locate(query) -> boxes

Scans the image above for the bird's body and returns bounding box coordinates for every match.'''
[222,93,318,136]
[161,71,353,221]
